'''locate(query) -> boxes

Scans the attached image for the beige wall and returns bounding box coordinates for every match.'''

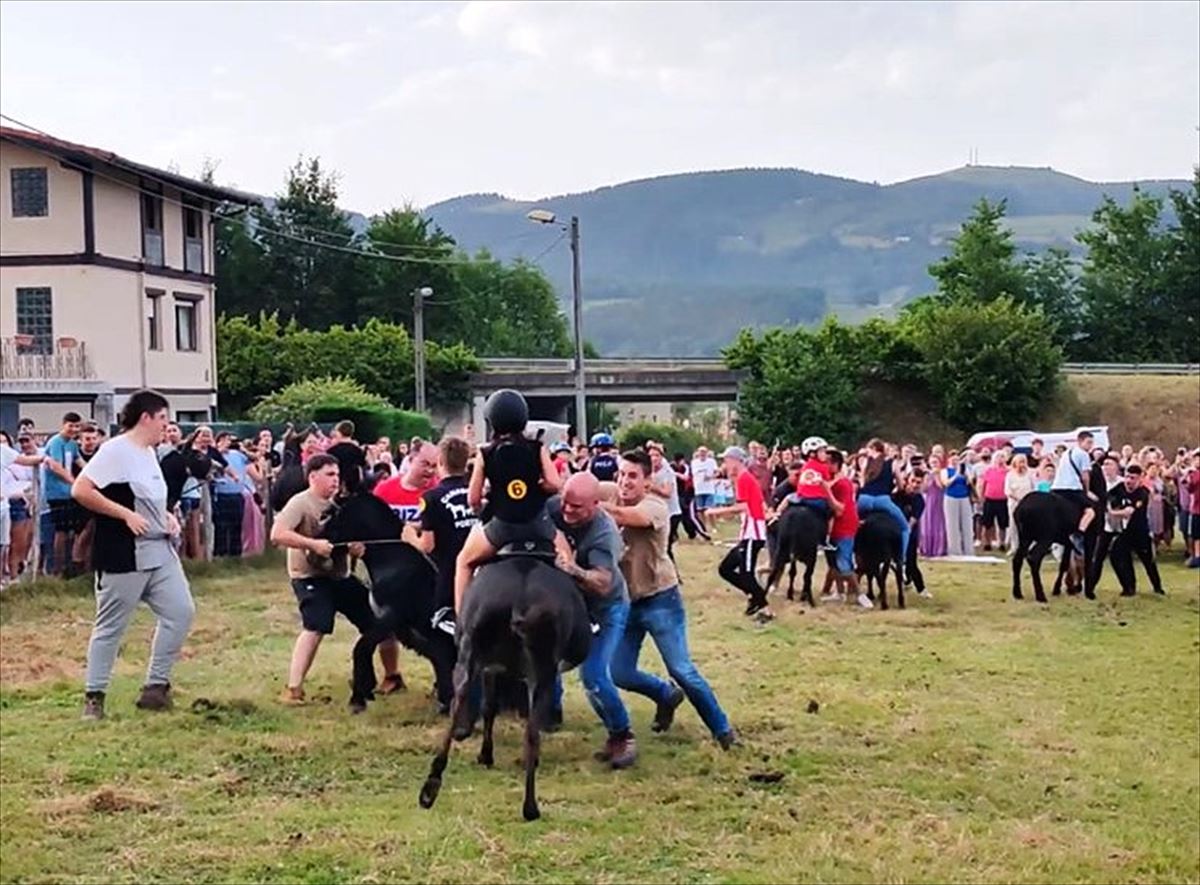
[0,141,84,255]
[0,264,215,394]
[92,171,141,260]
[16,401,97,431]
[142,275,216,390]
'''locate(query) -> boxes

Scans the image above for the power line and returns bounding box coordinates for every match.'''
[0,111,551,270]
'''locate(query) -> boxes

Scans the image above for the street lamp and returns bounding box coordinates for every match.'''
[526,209,587,442]
[413,286,433,413]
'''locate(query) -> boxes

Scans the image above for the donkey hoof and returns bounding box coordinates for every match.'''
[477,750,494,768]
[523,802,541,822]
[419,781,440,809]
[349,699,368,715]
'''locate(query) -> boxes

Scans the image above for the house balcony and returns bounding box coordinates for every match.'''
[1,337,94,381]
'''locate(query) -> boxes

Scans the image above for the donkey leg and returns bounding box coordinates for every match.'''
[1011,539,1028,600]
[477,671,498,768]
[801,556,817,607]
[350,617,392,712]
[894,559,906,610]
[877,563,889,611]
[1028,542,1051,604]
[419,654,473,809]
[522,671,555,822]
[787,559,797,601]
[1052,549,1072,597]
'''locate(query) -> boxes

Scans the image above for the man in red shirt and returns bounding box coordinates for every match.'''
[818,449,872,608]
[707,446,771,619]
[1186,449,1200,568]
[373,443,438,522]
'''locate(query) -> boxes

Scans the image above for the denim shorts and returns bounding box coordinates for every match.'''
[694,493,714,509]
[833,537,855,575]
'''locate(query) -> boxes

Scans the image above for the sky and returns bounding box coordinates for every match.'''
[1,0,1197,213]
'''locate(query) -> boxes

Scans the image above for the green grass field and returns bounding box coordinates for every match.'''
[1,539,1198,884]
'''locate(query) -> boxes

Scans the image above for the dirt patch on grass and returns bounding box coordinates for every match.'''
[0,622,89,687]
[39,788,160,818]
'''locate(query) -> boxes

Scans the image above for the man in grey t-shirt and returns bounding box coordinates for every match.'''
[647,442,683,567]
[546,473,636,768]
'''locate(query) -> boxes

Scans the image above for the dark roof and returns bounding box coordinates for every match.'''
[0,125,260,205]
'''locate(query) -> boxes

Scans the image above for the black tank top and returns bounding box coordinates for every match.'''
[483,437,546,522]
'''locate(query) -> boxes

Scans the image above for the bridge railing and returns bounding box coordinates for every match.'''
[477,357,731,373]
[1061,362,1199,375]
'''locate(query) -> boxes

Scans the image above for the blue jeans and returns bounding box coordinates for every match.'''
[857,494,910,564]
[611,587,732,740]
[551,600,632,735]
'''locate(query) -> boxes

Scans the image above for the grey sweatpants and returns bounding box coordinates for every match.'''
[85,557,195,693]
[944,496,975,557]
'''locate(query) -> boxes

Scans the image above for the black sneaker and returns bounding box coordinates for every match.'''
[717,729,740,751]
[652,684,686,733]
[745,597,770,618]
[82,691,105,721]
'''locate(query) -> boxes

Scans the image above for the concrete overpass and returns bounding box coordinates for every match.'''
[465,357,746,429]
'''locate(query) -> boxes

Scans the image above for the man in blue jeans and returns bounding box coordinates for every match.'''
[547,472,636,768]
[602,449,737,750]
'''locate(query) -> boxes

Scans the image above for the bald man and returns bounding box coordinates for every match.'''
[546,472,636,769]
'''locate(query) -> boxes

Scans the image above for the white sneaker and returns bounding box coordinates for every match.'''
[916,589,932,599]
[857,593,875,610]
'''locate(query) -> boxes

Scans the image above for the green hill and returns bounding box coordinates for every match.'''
[423,165,1187,356]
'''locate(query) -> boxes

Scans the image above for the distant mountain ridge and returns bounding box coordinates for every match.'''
[412,165,1187,356]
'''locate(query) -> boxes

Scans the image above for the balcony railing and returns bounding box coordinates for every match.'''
[1,337,94,380]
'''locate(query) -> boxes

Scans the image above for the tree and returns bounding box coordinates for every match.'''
[928,198,1028,304]
[723,319,865,447]
[359,208,460,334]
[1074,188,1183,361]
[216,313,479,418]
[904,297,1062,429]
[251,157,368,329]
[451,253,573,357]
[1021,246,1083,350]
[1162,170,1200,360]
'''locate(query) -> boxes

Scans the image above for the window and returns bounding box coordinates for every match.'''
[175,298,198,352]
[146,290,163,351]
[10,167,48,217]
[142,190,164,265]
[177,410,208,423]
[183,204,204,273]
[15,287,53,354]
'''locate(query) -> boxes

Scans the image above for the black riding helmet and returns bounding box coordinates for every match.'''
[483,389,529,436]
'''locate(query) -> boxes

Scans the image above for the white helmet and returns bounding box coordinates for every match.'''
[801,436,829,456]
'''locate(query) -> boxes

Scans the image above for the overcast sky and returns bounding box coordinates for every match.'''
[2,1,1196,212]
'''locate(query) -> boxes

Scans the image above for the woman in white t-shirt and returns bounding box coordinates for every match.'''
[72,390,195,721]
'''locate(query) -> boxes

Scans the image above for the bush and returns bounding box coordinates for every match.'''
[616,422,707,458]
[905,296,1063,429]
[310,404,433,444]
[247,377,390,425]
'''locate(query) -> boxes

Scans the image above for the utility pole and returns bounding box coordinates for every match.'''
[569,215,587,443]
[413,286,432,413]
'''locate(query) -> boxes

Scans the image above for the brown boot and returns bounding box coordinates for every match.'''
[278,685,306,706]
[135,683,173,711]
[608,733,638,770]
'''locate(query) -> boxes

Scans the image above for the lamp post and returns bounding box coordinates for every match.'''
[527,209,587,442]
[413,286,433,413]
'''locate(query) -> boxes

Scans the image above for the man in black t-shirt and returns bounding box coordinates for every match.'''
[326,420,367,496]
[893,471,928,597]
[1107,465,1164,596]
[415,436,478,633]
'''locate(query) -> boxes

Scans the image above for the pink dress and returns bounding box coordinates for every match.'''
[241,487,265,556]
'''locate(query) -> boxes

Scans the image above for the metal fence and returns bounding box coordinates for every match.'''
[3,469,275,585]
[1061,362,1199,375]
